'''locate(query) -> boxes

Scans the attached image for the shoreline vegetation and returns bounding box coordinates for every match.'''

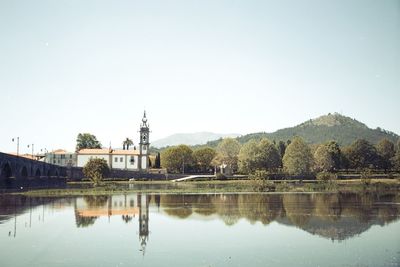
[11,177,400,197]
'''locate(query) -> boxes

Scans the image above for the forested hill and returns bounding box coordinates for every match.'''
[204,113,399,147]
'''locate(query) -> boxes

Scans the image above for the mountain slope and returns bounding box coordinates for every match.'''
[152,132,241,148]
[205,113,398,147]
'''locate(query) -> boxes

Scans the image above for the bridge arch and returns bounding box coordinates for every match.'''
[34,168,41,178]
[1,162,13,179]
[20,166,28,178]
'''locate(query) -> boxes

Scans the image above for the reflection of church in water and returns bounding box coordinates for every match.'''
[74,194,160,255]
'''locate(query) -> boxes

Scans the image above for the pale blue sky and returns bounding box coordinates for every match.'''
[0,0,399,153]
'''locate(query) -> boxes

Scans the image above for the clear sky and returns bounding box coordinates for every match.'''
[0,0,399,154]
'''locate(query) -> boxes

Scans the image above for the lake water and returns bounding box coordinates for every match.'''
[0,192,399,267]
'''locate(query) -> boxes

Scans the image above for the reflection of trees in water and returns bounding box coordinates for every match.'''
[159,192,400,240]
[83,195,109,208]
[238,194,284,225]
[213,195,241,226]
[75,213,98,228]
[192,195,216,216]
[122,215,133,223]
[283,194,315,227]
[313,194,341,222]
[160,195,194,219]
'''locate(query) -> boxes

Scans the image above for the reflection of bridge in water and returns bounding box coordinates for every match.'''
[0,152,67,188]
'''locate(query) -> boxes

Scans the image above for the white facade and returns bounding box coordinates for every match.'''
[77,154,111,168]
[111,154,139,170]
[77,149,141,170]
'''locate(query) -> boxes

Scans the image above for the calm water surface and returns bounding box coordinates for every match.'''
[0,192,399,267]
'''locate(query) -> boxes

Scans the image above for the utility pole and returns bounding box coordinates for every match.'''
[12,137,19,157]
[27,144,34,160]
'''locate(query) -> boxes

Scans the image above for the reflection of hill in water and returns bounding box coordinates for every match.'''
[1,192,399,241]
[277,216,373,241]
[160,192,400,241]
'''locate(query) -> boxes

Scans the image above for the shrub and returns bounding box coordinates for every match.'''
[360,169,372,185]
[83,158,110,186]
[249,170,270,180]
[316,172,337,182]
[215,173,227,180]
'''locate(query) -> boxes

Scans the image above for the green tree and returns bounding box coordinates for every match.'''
[154,152,161,169]
[82,158,110,186]
[376,138,395,171]
[239,138,281,174]
[282,137,313,176]
[161,145,193,173]
[392,140,400,170]
[277,141,287,162]
[314,144,334,172]
[346,139,379,169]
[122,138,133,150]
[257,139,282,171]
[76,133,102,152]
[313,141,341,172]
[193,147,217,173]
[215,138,241,172]
[238,140,259,173]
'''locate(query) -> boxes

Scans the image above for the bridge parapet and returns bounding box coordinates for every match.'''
[0,152,67,188]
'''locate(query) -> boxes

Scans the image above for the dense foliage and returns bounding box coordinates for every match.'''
[282,137,314,175]
[238,138,281,174]
[76,133,102,152]
[193,147,217,173]
[344,139,379,169]
[215,138,241,172]
[313,141,341,172]
[82,158,110,185]
[154,152,161,168]
[157,135,399,177]
[161,145,194,173]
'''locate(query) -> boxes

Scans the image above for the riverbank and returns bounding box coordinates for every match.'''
[8,178,400,197]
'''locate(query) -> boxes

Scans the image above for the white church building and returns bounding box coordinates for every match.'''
[77,112,151,171]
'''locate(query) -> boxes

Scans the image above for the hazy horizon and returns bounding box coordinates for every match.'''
[1,0,399,153]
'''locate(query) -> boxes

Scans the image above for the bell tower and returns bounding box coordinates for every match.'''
[138,111,150,170]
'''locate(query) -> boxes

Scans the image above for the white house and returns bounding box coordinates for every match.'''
[77,148,143,170]
[76,111,151,171]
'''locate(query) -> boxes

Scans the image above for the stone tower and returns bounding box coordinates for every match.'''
[138,194,150,255]
[138,111,150,171]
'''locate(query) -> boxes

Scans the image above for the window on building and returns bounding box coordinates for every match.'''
[143,145,147,150]
[120,157,123,162]
[70,154,73,159]
[130,156,135,165]
[114,157,118,163]
[61,154,65,159]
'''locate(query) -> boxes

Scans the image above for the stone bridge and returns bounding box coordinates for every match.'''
[0,152,67,188]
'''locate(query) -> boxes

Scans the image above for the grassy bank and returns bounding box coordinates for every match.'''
[10,178,400,197]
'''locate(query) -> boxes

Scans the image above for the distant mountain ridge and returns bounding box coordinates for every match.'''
[152,132,241,148]
[204,113,398,147]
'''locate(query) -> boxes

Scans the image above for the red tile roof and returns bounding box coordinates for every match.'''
[77,149,139,155]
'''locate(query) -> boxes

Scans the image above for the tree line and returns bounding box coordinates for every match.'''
[160,137,400,176]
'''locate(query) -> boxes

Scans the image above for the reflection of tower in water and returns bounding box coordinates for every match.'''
[138,194,150,255]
